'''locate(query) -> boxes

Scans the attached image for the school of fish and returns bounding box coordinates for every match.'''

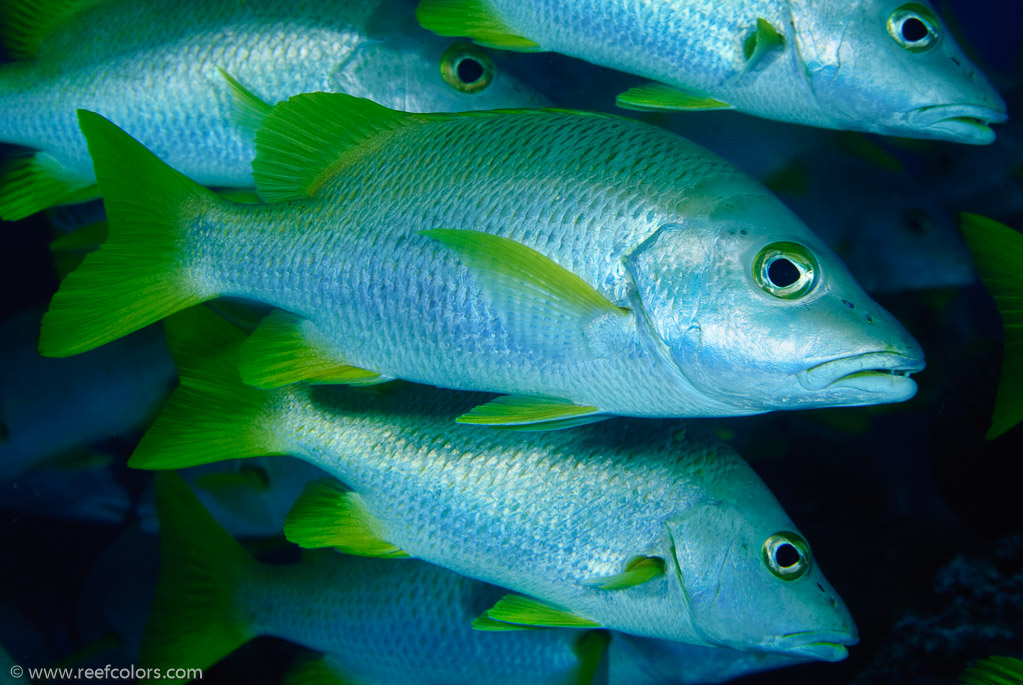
[0,0,1017,682]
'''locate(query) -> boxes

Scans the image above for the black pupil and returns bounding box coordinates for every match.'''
[456,57,484,84]
[768,258,801,288]
[775,543,801,568]
[901,17,929,42]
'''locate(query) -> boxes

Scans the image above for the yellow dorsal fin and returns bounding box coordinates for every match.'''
[252,92,420,203]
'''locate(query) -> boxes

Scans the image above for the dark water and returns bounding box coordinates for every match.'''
[1,1,1022,683]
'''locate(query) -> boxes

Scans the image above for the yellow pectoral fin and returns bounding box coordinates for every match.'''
[422,228,628,357]
[616,83,734,112]
[583,555,666,590]
[743,17,785,70]
[284,479,410,559]
[477,595,600,630]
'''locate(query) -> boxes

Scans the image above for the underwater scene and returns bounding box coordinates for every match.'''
[0,0,1021,682]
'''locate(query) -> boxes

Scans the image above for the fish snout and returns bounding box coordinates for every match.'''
[904,102,1009,145]
[773,628,859,662]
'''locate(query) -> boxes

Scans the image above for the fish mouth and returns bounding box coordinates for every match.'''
[772,631,858,662]
[905,104,1008,145]
[797,352,925,394]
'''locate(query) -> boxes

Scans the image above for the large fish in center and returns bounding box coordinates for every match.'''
[42,98,925,426]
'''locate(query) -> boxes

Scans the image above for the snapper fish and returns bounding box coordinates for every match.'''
[0,0,545,221]
[42,98,925,427]
[145,472,606,685]
[128,306,859,659]
[416,0,1008,144]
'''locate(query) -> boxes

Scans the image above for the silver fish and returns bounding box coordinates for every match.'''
[129,307,859,660]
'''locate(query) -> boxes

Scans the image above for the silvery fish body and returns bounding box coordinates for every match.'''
[134,318,858,662]
[0,0,544,219]
[417,0,1007,143]
[238,554,590,685]
[107,101,926,419]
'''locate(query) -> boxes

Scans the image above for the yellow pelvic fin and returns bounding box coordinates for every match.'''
[284,479,410,559]
[743,17,785,69]
[961,214,1023,439]
[217,67,273,137]
[457,395,605,430]
[239,310,384,389]
[616,83,734,112]
[141,472,255,680]
[0,0,98,59]
[475,594,600,630]
[0,153,98,222]
[416,0,541,51]
[583,555,666,590]
[253,92,419,203]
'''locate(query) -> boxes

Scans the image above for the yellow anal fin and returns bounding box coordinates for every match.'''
[457,395,605,430]
[743,17,785,70]
[572,631,610,685]
[0,0,99,59]
[416,0,541,51]
[239,310,384,388]
[961,214,1023,439]
[422,228,628,357]
[284,479,410,559]
[616,84,734,112]
[0,153,98,221]
[583,555,665,590]
[474,594,600,630]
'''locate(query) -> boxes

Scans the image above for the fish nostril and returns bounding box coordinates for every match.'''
[842,300,854,309]
[864,313,874,324]
[951,57,961,67]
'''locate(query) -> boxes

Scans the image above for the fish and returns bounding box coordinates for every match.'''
[0,0,546,221]
[128,306,859,660]
[144,471,606,685]
[0,307,175,482]
[42,97,925,427]
[959,656,1023,685]
[960,213,1023,439]
[415,0,1008,144]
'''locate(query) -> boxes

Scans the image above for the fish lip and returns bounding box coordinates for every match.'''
[773,631,858,662]
[905,104,1008,144]
[797,352,926,392]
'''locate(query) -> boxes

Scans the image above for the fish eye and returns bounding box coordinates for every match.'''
[887,4,940,52]
[763,532,811,580]
[752,242,819,299]
[440,43,497,94]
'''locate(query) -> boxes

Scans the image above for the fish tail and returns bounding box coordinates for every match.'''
[39,110,220,357]
[129,306,289,471]
[141,472,257,680]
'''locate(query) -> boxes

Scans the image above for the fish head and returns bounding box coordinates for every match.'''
[333,9,549,113]
[790,0,1007,143]
[665,459,857,660]
[625,190,925,414]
